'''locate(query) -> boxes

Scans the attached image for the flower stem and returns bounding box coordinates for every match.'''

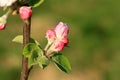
[44,42,50,51]
[20,18,31,80]
[5,8,13,17]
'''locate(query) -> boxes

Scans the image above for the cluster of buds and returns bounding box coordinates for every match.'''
[0,0,17,30]
[45,22,69,56]
[0,5,32,30]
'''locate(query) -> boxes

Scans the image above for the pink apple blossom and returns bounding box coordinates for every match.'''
[19,6,32,20]
[0,0,16,7]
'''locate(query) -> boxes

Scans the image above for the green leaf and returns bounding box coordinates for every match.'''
[28,0,44,8]
[12,35,23,44]
[38,56,50,69]
[23,43,43,57]
[23,43,44,67]
[30,38,40,45]
[12,35,40,45]
[52,54,71,73]
[28,50,38,66]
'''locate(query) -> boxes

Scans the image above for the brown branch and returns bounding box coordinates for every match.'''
[20,18,31,80]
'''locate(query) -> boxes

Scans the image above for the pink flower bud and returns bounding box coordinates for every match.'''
[54,41,65,51]
[0,15,7,30]
[19,6,32,20]
[61,38,69,46]
[46,29,56,39]
[46,29,56,44]
[0,23,6,30]
[54,22,69,39]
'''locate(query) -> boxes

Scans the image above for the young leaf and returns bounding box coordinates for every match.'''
[30,38,40,45]
[23,43,44,67]
[52,54,71,73]
[38,56,50,69]
[28,0,44,8]
[12,35,40,45]
[28,50,38,67]
[23,43,43,57]
[12,35,23,44]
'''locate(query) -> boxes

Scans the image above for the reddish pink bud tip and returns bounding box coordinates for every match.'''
[54,41,65,51]
[0,23,6,30]
[46,29,56,39]
[61,38,69,46]
[19,6,32,20]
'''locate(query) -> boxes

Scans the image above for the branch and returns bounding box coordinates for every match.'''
[20,18,31,80]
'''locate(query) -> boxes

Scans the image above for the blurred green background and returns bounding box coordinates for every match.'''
[0,0,120,80]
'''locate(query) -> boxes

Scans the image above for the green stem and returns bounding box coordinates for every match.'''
[44,42,50,51]
[5,8,13,16]
[20,18,31,80]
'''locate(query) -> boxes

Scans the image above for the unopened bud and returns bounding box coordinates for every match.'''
[46,29,56,39]
[46,29,56,44]
[61,38,69,46]
[19,6,32,20]
[53,41,65,51]
[0,15,7,30]
[54,22,69,39]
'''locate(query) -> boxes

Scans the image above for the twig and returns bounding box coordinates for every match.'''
[20,17,31,80]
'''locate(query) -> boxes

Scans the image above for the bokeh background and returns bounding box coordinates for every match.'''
[0,0,120,80]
